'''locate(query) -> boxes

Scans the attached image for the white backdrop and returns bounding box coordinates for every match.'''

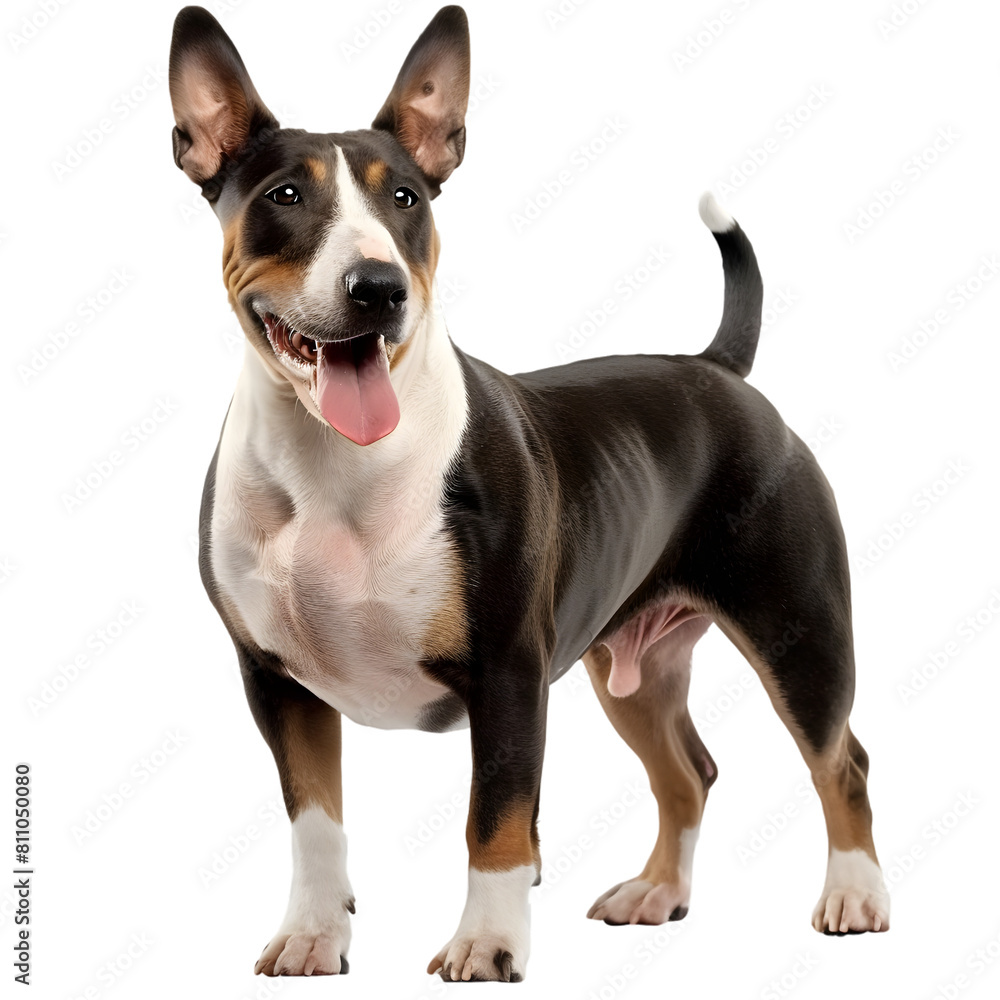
[4,0,999,997]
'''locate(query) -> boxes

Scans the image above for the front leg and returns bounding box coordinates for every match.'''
[237,648,354,977]
[428,675,547,983]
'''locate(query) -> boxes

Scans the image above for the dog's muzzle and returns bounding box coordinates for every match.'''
[255,260,409,447]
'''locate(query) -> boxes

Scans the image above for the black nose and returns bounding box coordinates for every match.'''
[344,260,407,310]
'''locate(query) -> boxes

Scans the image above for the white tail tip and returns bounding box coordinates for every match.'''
[698,191,735,233]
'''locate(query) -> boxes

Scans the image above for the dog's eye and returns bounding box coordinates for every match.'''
[394,187,419,209]
[266,184,301,206]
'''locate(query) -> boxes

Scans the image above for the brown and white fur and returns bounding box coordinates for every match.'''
[170,4,889,983]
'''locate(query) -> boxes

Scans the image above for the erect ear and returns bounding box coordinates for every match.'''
[371,6,470,198]
[169,6,278,187]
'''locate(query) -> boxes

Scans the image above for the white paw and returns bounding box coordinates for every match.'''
[587,877,690,925]
[255,924,351,976]
[255,806,355,975]
[812,848,890,934]
[428,866,532,982]
[428,934,525,982]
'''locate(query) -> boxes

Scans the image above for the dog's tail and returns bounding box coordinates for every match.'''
[696,192,763,378]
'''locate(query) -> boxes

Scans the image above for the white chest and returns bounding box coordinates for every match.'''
[209,341,469,730]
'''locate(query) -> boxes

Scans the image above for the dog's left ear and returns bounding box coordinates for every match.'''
[169,6,278,189]
[372,6,470,198]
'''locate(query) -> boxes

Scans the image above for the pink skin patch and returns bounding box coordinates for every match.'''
[356,235,392,261]
[603,605,704,697]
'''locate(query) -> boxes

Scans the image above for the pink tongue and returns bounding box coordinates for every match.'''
[316,335,400,445]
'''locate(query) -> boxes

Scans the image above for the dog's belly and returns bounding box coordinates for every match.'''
[211,468,469,731]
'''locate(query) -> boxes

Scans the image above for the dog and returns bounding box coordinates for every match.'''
[169,4,890,981]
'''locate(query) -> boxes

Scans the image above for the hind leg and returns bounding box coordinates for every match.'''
[808,725,889,933]
[583,616,715,925]
[717,616,890,935]
[672,431,890,933]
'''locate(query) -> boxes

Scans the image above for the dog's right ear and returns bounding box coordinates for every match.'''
[169,6,277,188]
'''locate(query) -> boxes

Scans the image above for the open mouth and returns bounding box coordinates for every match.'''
[262,314,319,364]
[258,312,400,446]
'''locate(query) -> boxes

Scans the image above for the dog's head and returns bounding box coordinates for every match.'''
[169,5,470,445]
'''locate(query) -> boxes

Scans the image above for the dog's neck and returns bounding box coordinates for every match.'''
[226,298,469,534]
